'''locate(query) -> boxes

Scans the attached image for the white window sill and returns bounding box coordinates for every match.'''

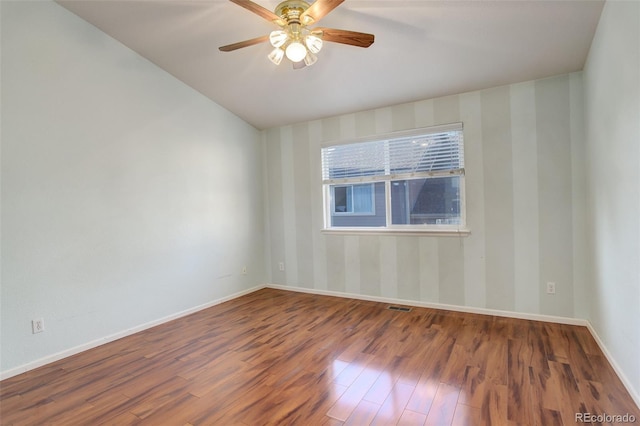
[321,228,471,237]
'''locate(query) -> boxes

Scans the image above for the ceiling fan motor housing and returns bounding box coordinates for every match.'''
[275,0,311,25]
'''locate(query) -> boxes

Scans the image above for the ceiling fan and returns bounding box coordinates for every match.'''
[219,0,375,68]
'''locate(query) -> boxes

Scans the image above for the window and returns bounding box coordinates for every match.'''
[321,123,465,233]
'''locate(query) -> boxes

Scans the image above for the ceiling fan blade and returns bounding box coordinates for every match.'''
[314,28,375,48]
[300,0,344,25]
[219,35,270,52]
[229,0,285,26]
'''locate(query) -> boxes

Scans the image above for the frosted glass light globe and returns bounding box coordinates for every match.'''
[305,35,323,54]
[285,42,307,63]
[269,30,288,48]
[303,51,317,66]
[268,47,284,65]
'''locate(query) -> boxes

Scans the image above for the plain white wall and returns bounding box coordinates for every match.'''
[1,1,264,374]
[583,0,640,404]
[263,73,586,319]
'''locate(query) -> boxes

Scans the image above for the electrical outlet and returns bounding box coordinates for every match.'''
[32,318,45,334]
[242,266,247,275]
[546,282,556,295]
[278,262,285,271]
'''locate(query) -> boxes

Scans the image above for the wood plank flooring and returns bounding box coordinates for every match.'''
[1,288,638,425]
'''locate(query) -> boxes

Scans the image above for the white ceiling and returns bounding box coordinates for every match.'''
[57,0,604,130]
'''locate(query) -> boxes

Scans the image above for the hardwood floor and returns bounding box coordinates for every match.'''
[1,288,638,425]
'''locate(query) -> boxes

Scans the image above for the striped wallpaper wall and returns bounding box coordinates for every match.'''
[263,72,586,318]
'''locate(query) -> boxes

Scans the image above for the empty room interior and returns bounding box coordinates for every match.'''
[1,0,639,424]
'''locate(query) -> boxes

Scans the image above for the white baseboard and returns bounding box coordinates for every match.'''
[0,285,263,381]
[585,322,640,409]
[265,284,588,326]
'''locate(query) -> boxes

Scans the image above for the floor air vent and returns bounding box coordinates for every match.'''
[387,305,412,312]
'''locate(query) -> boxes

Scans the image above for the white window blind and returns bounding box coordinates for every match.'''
[322,124,464,183]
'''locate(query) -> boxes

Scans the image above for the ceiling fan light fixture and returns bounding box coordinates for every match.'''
[220,0,376,68]
[268,47,285,65]
[303,50,317,66]
[269,30,288,48]
[285,41,307,62]
[305,34,323,53]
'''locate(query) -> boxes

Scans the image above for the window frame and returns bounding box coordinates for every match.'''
[321,123,470,236]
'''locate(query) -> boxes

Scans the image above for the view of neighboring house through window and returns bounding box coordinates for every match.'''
[321,123,465,231]
[332,184,374,214]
